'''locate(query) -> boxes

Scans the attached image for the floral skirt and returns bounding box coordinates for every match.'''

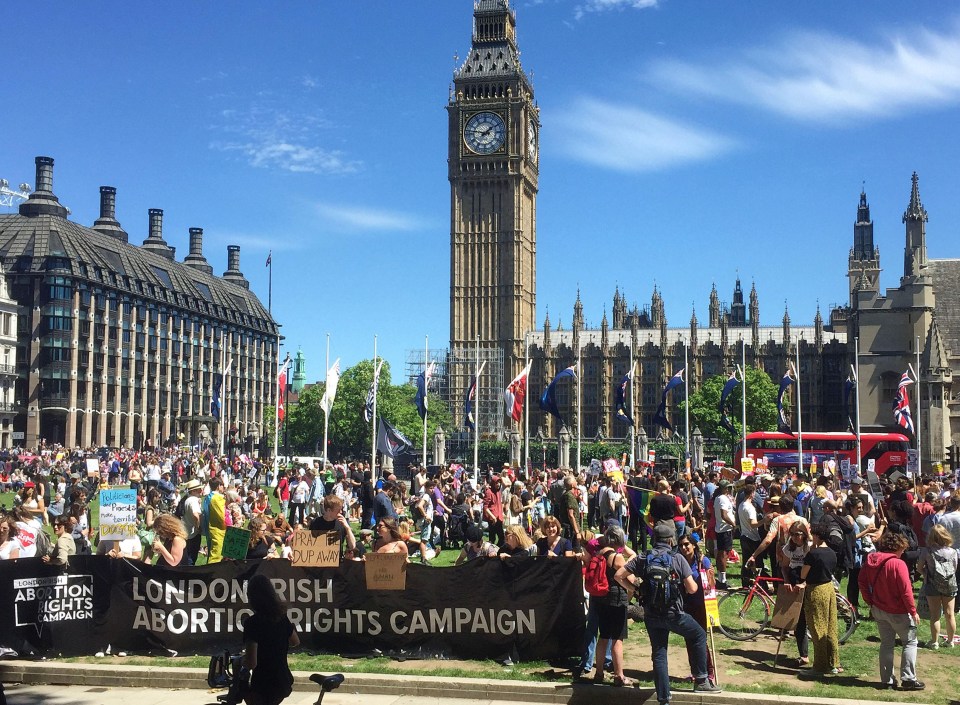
[804,581,839,672]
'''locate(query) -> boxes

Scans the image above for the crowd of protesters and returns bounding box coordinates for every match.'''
[0,442,956,696]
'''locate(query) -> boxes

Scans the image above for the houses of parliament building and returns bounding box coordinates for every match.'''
[448,0,958,465]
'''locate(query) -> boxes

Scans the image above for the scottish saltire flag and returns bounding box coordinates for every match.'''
[414,361,436,420]
[319,358,341,416]
[719,371,739,434]
[504,360,533,422]
[540,365,577,425]
[377,417,412,458]
[776,371,795,434]
[614,371,634,425]
[211,374,223,420]
[843,376,856,432]
[464,375,478,431]
[893,370,914,434]
[652,368,684,431]
[364,360,384,423]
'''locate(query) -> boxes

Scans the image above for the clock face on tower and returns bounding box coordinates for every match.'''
[527,119,537,159]
[464,111,506,155]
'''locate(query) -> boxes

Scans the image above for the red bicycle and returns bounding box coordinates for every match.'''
[716,573,858,644]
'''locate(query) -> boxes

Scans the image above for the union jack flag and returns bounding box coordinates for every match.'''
[893,371,914,434]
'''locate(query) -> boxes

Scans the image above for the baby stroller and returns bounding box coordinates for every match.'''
[207,651,249,705]
[446,507,473,549]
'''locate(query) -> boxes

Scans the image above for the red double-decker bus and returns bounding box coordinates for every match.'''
[735,431,910,476]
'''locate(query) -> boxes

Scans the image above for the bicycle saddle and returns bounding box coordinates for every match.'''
[309,673,345,692]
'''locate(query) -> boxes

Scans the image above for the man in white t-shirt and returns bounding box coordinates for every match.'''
[713,480,736,590]
[737,481,763,585]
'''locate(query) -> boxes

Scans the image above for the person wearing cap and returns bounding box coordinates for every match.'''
[181,478,205,565]
[713,480,735,590]
[848,476,875,518]
[615,523,722,703]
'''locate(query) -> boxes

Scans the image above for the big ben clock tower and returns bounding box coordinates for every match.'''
[449,0,538,394]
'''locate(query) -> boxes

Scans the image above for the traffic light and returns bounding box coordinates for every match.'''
[947,444,957,471]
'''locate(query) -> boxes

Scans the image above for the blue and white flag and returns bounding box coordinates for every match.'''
[415,361,436,421]
[614,371,634,426]
[377,416,412,458]
[776,370,795,434]
[540,364,577,425]
[464,375,478,431]
[364,360,384,424]
[843,375,856,433]
[210,373,223,420]
[719,371,739,435]
[652,368,684,432]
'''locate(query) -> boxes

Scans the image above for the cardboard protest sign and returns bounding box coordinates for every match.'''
[364,552,407,591]
[221,526,251,561]
[98,489,137,541]
[770,585,805,630]
[290,530,341,567]
[701,568,720,627]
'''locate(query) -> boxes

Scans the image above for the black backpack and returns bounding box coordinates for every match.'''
[643,550,682,616]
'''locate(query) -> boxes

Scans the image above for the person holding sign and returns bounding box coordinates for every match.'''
[373,518,408,556]
[678,530,716,684]
[307,495,356,558]
[242,573,300,705]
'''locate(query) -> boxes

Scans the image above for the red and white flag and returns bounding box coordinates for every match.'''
[504,360,533,422]
[277,368,288,423]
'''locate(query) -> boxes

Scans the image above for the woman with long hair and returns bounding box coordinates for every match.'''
[0,514,19,560]
[918,524,958,650]
[140,488,163,562]
[151,513,188,567]
[592,525,631,687]
[499,524,536,559]
[373,517,409,555]
[242,573,300,705]
[678,530,716,683]
[15,482,46,524]
[246,516,275,560]
[800,522,841,675]
[782,519,812,667]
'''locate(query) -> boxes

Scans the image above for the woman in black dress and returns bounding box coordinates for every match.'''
[242,573,300,705]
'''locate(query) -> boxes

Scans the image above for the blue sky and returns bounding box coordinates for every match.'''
[5,0,960,382]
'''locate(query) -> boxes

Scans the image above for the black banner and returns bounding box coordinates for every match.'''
[0,556,584,661]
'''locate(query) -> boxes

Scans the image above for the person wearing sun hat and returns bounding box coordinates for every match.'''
[181,478,204,564]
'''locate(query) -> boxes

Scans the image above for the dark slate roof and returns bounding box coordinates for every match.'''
[928,259,960,361]
[459,43,523,80]
[0,211,278,336]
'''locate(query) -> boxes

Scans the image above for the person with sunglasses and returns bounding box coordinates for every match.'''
[782,520,812,667]
[677,530,715,684]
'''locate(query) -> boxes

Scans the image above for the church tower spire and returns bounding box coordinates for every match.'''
[848,185,880,306]
[902,171,928,280]
[729,278,746,326]
[709,284,720,328]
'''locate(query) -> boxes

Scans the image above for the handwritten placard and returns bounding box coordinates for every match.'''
[364,552,407,591]
[771,585,805,631]
[222,526,251,560]
[290,530,341,567]
[99,489,137,540]
[86,458,100,478]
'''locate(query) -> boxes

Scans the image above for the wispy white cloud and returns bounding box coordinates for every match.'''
[554,97,735,172]
[210,98,360,174]
[204,230,305,253]
[650,23,960,124]
[574,0,658,21]
[315,203,430,232]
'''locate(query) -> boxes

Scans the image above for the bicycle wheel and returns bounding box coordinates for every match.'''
[717,588,771,640]
[835,593,858,644]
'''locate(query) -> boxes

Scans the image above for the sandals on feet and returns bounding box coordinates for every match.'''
[613,676,634,687]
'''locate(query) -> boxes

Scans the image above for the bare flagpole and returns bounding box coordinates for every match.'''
[740,337,747,457]
[684,340,690,464]
[853,337,862,472]
[629,339,636,468]
[795,338,803,474]
[322,334,330,466]
[422,335,429,467]
[473,336,481,485]
[576,348,582,472]
[371,335,378,477]
[524,333,530,473]
[914,335,922,467]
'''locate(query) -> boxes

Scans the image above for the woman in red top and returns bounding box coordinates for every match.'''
[858,532,922,691]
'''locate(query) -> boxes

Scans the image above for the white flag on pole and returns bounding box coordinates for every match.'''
[320,358,341,416]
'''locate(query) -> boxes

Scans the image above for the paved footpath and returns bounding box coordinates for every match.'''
[0,662,932,705]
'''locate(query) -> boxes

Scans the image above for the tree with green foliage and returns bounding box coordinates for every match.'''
[284,359,452,462]
[682,366,779,445]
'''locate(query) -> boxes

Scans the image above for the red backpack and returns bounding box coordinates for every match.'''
[584,549,610,597]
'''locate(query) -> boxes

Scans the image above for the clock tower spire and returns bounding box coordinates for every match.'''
[449,0,538,403]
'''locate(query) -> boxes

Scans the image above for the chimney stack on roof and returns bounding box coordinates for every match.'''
[142,208,175,259]
[223,245,249,289]
[183,227,214,274]
[92,186,129,243]
[19,156,69,218]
